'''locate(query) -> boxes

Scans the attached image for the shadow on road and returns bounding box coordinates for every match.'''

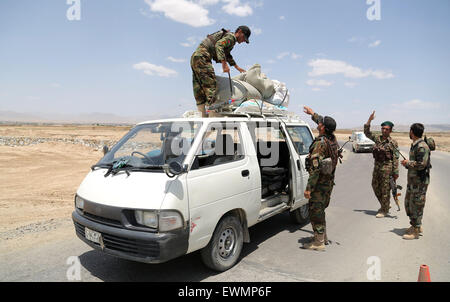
[353,209,399,219]
[390,228,409,237]
[78,212,306,282]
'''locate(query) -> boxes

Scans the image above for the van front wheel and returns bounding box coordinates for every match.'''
[201,215,243,272]
[290,204,310,225]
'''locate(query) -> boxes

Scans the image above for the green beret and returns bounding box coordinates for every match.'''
[381,121,394,128]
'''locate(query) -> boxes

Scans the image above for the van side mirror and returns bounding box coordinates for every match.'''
[102,145,109,155]
[165,161,187,177]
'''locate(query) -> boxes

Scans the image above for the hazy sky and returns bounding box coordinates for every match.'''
[1,0,449,127]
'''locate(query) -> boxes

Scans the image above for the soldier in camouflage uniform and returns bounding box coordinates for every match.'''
[302,106,339,251]
[191,26,250,117]
[401,123,430,240]
[364,111,399,218]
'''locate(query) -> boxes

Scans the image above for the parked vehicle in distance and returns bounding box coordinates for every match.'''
[72,109,314,272]
[350,131,375,153]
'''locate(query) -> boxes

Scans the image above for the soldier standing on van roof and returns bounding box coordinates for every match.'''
[191,26,251,117]
[364,111,400,218]
[302,106,339,251]
[401,123,430,240]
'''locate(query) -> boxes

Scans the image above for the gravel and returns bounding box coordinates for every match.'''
[0,136,116,149]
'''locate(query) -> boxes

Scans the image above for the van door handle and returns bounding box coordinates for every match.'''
[297,159,301,170]
[241,170,250,177]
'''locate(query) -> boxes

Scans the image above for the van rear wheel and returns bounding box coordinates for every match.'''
[201,215,243,272]
[290,204,310,225]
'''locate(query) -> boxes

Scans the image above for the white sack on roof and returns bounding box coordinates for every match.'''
[214,64,289,108]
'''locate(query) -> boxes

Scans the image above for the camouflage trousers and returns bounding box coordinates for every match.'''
[190,46,216,106]
[371,163,392,213]
[405,183,428,227]
[308,181,334,234]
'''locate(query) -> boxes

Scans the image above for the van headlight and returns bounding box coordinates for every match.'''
[75,195,84,210]
[134,210,183,231]
[134,210,158,229]
[159,211,183,232]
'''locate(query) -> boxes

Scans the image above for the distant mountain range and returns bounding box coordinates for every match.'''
[0,110,175,125]
[349,124,450,132]
[1,110,449,132]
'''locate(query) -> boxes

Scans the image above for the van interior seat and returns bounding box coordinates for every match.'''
[213,134,236,165]
[256,141,290,197]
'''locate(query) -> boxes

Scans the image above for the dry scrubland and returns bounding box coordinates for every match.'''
[0,124,449,246]
[0,125,131,241]
[333,130,450,152]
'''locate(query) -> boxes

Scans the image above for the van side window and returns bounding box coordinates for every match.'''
[191,123,244,170]
[286,126,313,155]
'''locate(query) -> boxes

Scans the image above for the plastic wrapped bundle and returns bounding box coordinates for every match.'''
[213,64,289,109]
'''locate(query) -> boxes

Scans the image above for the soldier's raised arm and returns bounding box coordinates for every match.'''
[364,111,376,141]
[303,106,323,125]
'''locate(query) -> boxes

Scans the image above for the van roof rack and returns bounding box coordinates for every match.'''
[215,102,303,122]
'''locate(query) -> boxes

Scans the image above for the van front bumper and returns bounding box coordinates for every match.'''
[72,211,189,264]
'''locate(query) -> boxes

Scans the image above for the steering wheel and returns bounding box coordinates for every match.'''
[131,151,156,165]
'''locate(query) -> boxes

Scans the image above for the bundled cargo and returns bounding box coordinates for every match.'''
[213,64,290,110]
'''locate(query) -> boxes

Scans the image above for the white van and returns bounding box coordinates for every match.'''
[72,110,314,271]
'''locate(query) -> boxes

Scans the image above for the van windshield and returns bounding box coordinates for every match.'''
[96,121,202,169]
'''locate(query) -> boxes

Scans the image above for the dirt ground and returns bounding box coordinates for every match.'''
[1,124,449,251]
[0,125,130,249]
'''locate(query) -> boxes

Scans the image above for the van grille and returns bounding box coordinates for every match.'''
[82,212,122,227]
[74,221,160,258]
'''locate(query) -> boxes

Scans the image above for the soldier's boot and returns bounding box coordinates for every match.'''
[402,227,420,240]
[208,110,220,118]
[302,232,325,251]
[375,212,386,218]
[197,104,207,118]
[403,226,414,235]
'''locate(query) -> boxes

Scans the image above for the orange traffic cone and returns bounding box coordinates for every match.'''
[418,265,431,282]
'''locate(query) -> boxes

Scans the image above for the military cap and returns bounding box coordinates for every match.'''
[323,116,337,132]
[316,115,336,132]
[381,121,394,128]
[236,25,251,43]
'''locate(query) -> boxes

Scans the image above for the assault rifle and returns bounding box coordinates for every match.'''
[390,176,402,211]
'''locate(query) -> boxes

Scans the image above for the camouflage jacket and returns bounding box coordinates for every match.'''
[306,113,337,192]
[405,139,431,185]
[200,30,237,66]
[364,123,399,176]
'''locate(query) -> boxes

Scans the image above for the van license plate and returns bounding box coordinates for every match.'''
[85,227,101,244]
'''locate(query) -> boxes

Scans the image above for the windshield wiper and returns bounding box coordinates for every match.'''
[91,163,113,171]
[104,163,165,177]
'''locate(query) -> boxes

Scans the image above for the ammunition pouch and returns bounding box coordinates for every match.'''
[372,144,393,162]
[305,157,311,171]
[320,158,334,175]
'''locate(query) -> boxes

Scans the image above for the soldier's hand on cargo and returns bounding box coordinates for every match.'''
[235,66,246,73]
[222,62,230,73]
[304,190,311,199]
[303,106,314,116]
[401,160,408,167]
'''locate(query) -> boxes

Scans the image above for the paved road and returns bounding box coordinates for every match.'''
[1,146,449,282]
